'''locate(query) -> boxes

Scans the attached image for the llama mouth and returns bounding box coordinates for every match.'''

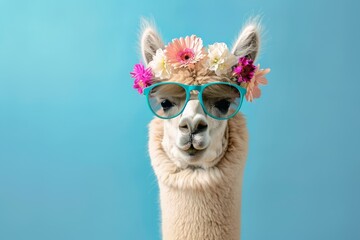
[185,145,204,156]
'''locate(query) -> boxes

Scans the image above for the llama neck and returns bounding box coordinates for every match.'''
[148,114,248,240]
[159,173,243,240]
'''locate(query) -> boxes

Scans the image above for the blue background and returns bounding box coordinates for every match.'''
[1,0,359,239]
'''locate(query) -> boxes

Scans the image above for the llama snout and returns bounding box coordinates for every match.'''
[178,115,208,135]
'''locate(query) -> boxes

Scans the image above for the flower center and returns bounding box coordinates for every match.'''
[138,80,145,88]
[178,48,194,62]
[242,65,252,77]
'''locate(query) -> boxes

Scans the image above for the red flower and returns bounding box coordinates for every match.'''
[233,57,256,83]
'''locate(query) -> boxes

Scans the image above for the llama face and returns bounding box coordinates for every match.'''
[140,20,260,169]
[161,91,229,169]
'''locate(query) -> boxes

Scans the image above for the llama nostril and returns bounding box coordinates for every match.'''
[179,122,191,134]
[193,121,208,134]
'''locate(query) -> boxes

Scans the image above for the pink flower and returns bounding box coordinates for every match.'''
[165,35,205,69]
[233,57,257,83]
[245,65,270,102]
[130,63,153,94]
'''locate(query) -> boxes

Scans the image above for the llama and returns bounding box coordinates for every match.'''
[132,19,269,240]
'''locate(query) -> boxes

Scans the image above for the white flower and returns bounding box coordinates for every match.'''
[148,49,172,79]
[206,43,237,76]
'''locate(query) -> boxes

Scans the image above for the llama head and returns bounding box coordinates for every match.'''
[139,20,261,169]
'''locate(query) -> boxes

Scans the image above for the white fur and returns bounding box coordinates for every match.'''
[149,113,248,239]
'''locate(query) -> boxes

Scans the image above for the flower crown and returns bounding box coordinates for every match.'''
[131,35,270,102]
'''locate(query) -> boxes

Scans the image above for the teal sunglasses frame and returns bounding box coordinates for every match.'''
[143,81,247,120]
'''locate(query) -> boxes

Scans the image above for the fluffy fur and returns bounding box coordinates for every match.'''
[149,113,248,239]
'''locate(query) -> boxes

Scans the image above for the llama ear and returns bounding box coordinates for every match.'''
[231,20,261,61]
[140,20,165,66]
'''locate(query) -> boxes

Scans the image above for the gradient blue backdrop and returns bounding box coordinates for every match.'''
[1,0,359,239]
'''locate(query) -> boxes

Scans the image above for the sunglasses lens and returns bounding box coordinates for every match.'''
[147,83,187,119]
[202,83,242,119]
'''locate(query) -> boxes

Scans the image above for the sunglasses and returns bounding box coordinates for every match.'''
[143,82,246,120]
